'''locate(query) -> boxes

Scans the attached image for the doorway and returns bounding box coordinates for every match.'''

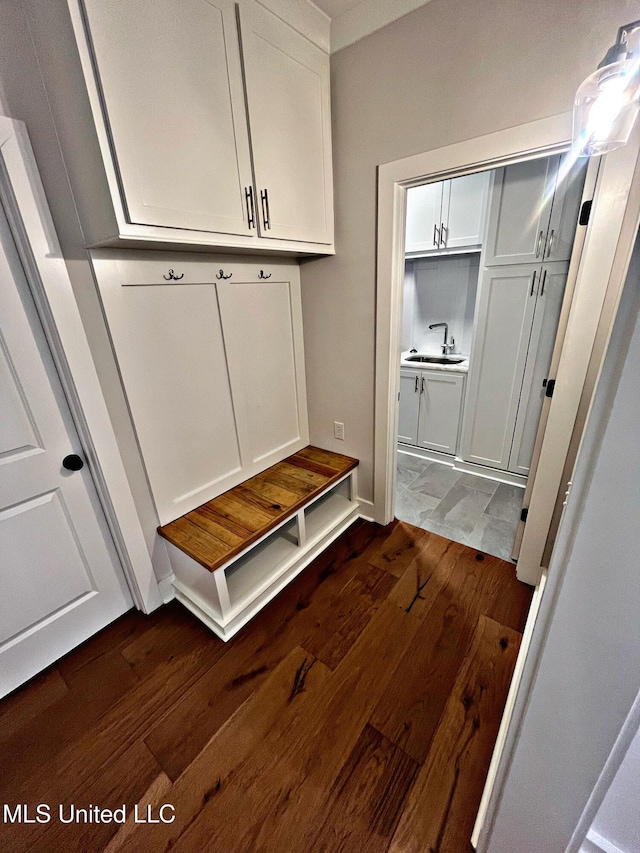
[395,153,587,562]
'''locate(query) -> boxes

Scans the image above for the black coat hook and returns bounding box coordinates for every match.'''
[163,269,184,281]
[216,269,232,280]
[258,270,271,279]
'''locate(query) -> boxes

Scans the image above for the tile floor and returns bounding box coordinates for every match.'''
[395,452,525,561]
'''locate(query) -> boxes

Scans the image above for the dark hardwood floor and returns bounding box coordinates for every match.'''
[0,519,532,853]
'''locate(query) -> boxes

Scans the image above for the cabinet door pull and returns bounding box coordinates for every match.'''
[245,186,256,229]
[163,268,184,281]
[415,375,419,392]
[258,270,271,280]
[216,269,232,280]
[421,375,425,393]
[530,270,537,296]
[440,223,447,247]
[545,228,555,258]
[540,268,547,296]
[260,189,271,230]
[535,230,544,258]
[433,224,440,247]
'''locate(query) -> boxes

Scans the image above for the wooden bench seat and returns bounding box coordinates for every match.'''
[158,446,358,574]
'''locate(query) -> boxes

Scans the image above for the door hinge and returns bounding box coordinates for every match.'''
[520,507,529,523]
[579,199,592,226]
[544,378,556,398]
[398,392,401,401]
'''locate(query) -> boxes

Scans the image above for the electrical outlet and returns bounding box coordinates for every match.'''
[334,421,345,440]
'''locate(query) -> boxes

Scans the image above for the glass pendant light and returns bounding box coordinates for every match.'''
[573,23,640,156]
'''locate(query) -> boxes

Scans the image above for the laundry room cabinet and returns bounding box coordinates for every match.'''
[45,0,333,253]
[405,171,489,255]
[398,368,465,455]
[90,252,309,525]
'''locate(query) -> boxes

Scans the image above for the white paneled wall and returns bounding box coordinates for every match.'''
[403,253,479,355]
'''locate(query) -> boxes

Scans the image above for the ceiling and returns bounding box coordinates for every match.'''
[312,0,363,17]
[311,0,432,53]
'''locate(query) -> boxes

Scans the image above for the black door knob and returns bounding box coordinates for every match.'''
[62,454,84,471]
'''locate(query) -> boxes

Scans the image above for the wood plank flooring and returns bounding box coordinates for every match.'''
[158,445,358,572]
[0,519,532,853]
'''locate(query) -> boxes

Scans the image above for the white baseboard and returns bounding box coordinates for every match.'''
[397,445,526,489]
[581,829,625,853]
[157,575,175,604]
[357,497,377,523]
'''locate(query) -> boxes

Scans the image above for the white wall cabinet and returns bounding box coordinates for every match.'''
[54,0,332,253]
[91,252,309,525]
[460,261,568,473]
[398,368,465,456]
[405,171,489,255]
[484,156,586,266]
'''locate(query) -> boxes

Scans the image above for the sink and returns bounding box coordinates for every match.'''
[405,355,465,365]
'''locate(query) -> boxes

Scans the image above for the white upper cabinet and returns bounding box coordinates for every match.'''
[483,156,586,267]
[405,171,489,255]
[440,171,489,250]
[57,0,333,253]
[239,3,333,245]
[81,0,253,236]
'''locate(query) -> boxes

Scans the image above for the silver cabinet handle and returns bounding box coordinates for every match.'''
[530,270,537,296]
[415,375,419,392]
[421,375,425,393]
[433,224,440,247]
[535,230,544,258]
[260,188,271,230]
[440,223,447,247]
[540,268,548,296]
[545,229,555,258]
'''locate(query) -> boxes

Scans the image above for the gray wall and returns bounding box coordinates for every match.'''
[300,0,640,504]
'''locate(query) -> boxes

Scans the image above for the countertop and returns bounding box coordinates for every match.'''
[400,350,469,373]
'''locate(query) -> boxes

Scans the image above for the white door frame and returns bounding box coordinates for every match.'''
[0,116,161,613]
[374,111,640,586]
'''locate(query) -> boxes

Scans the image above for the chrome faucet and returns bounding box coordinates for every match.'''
[429,322,455,355]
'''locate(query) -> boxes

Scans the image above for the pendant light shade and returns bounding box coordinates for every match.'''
[573,24,640,157]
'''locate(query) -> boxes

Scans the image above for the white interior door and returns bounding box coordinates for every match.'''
[239,2,333,245]
[82,0,255,235]
[460,264,539,470]
[440,171,489,250]
[483,157,558,266]
[398,370,420,444]
[509,262,569,476]
[405,182,444,253]
[0,209,131,699]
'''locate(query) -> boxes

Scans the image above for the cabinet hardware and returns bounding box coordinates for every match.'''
[421,375,425,393]
[62,454,84,471]
[440,223,447,247]
[258,270,271,280]
[244,186,256,229]
[260,188,271,230]
[530,270,537,296]
[415,375,419,392]
[545,229,555,258]
[540,268,548,295]
[216,269,232,280]
[433,224,440,247]
[163,269,184,281]
[535,230,544,258]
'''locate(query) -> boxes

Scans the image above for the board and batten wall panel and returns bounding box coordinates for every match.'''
[298,0,640,505]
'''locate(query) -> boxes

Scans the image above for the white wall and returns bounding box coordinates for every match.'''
[486,233,640,851]
[299,0,640,505]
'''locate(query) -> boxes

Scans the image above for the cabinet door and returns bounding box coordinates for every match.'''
[440,171,489,250]
[460,264,539,470]
[483,156,558,266]
[239,3,333,245]
[81,0,254,236]
[216,279,309,468]
[543,159,587,262]
[417,372,465,455]
[398,370,421,445]
[405,183,445,253]
[508,262,569,475]
[96,281,243,525]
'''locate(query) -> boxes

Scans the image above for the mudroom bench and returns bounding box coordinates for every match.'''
[158,446,359,640]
